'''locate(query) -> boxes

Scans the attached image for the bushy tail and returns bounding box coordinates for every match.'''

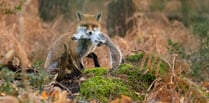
[103,34,122,69]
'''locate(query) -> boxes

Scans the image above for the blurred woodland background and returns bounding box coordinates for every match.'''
[0,0,209,102]
[1,0,208,81]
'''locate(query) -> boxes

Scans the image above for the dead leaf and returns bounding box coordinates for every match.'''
[0,92,6,96]
[120,95,132,103]
[111,95,132,103]
[41,91,48,100]
[110,98,120,103]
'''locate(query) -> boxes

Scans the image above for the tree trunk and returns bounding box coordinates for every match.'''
[106,0,136,37]
[38,0,72,21]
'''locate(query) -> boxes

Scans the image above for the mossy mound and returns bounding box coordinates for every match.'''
[80,67,133,102]
[80,66,150,102]
[80,76,131,102]
[79,53,171,102]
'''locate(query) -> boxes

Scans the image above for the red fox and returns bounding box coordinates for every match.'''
[44,11,122,74]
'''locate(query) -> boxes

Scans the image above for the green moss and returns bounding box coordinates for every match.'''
[141,71,156,85]
[80,76,130,102]
[84,67,108,76]
[0,68,18,95]
[152,61,168,76]
[126,53,144,62]
[116,63,133,74]
[113,64,155,92]
[158,61,168,75]
[27,70,50,90]
[0,67,16,82]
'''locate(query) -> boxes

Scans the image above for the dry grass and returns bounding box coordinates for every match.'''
[146,76,208,103]
[0,16,30,69]
[144,55,207,103]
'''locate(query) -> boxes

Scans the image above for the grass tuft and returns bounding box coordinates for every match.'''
[126,53,144,62]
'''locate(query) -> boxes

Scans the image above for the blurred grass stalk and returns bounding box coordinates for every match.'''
[17,0,32,91]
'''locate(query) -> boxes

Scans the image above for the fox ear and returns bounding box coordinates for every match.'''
[76,11,84,21]
[95,12,102,21]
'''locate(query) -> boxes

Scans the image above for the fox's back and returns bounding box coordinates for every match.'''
[44,33,77,70]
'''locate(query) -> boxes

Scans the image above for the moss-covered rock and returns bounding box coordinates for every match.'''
[79,76,130,102]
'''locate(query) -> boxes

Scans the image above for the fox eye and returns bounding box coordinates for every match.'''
[92,25,98,28]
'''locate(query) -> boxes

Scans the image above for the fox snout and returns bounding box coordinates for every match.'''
[86,29,93,35]
[88,31,92,35]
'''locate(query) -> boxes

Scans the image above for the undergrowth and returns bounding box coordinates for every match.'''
[190,19,209,82]
[1,53,208,102]
[0,61,51,96]
[167,18,209,82]
[126,53,144,62]
[0,67,18,96]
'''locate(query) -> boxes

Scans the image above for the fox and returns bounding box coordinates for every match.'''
[44,11,122,74]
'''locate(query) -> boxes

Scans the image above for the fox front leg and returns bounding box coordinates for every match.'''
[78,52,100,69]
[87,52,100,67]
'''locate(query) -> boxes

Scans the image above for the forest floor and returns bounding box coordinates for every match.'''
[0,52,208,103]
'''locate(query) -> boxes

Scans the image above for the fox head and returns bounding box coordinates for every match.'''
[71,11,105,45]
[76,11,102,33]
